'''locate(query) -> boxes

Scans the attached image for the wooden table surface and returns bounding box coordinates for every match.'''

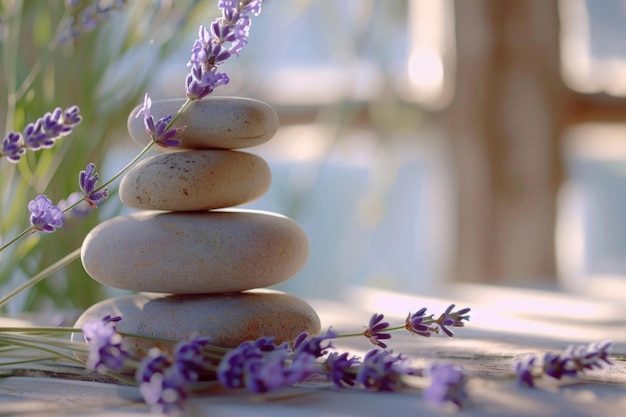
[1,283,625,416]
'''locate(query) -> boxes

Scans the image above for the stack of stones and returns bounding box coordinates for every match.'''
[74,97,321,353]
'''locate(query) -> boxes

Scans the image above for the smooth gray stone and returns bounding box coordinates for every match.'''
[119,150,271,211]
[81,209,309,293]
[127,97,279,150]
[72,290,321,354]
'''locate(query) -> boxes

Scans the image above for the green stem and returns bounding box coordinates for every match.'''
[0,247,81,309]
[0,326,80,334]
[0,336,85,365]
[0,227,35,253]
[0,331,87,350]
[334,325,409,339]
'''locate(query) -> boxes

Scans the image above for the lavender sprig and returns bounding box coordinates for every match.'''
[58,0,130,44]
[513,340,614,387]
[333,304,471,347]
[0,106,82,163]
[185,0,263,100]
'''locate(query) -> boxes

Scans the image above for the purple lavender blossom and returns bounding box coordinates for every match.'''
[565,340,613,372]
[139,366,189,415]
[423,363,469,408]
[542,351,569,379]
[24,106,82,150]
[242,350,291,393]
[58,1,129,44]
[514,356,537,387]
[185,0,263,100]
[435,304,471,337]
[324,351,361,387]
[136,348,172,383]
[217,335,314,394]
[1,132,26,163]
[57,192,93,218]
[217,339,271,390]
[78,163,108,208]
[136,93,184,148]
[542,340,613,380]
[405,307,433,337]
[292,328,336,358]
[174,335,212,381]
[283,351,318,386]
[356,349,413,391]
[82,315,128,374]
[28,195,63,232]
[363,313,392,349]
[515,340,613,386]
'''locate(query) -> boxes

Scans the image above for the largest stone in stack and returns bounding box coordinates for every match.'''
[75,98,320,353]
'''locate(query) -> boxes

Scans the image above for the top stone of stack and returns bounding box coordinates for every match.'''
[127,97,279,151]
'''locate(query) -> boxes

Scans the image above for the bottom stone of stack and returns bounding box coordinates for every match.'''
[72,289,321,356]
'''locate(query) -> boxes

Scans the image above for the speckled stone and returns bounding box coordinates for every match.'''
[72,290,321,355]
[119,150,271,211]
[128,97,279,150]
[81,209,309,293]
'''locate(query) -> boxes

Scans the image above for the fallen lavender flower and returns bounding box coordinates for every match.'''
[423,363,469,408]
[513,340,614,387]
[363,313,392,348]
[82,315,128,374]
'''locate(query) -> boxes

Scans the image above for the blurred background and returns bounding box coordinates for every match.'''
[2,0,626,314]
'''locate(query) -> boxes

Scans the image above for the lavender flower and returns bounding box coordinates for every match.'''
[363,313,392,348]
[185,0,263,100]
[435,304,471,337]
[405,307,433,337]
[217,335,316,394]
[57,192,93,218]
[514,356,537,387]
[140,366,189,415]
[242,350,291,393]
[136,337,216,414]
[28,195,63,232]
[24,106,82,150]
[1,132,26,163]
[541,341,614,380]
[136,93,184,148]
[136,348,172,383]
[356,349,413,391]
[82,315,128,374]
[217,338,275,390]
[565,340,613,372]
[514,340,614,386]
[174,335,212,381]
[283,351,318,385]
[292,328,336,358]
[324,351,361,388]
[58,1,129,44]
[423,363,469,408]
[78,163,108,207]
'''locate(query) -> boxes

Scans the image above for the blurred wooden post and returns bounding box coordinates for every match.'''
[446,0,567,283]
